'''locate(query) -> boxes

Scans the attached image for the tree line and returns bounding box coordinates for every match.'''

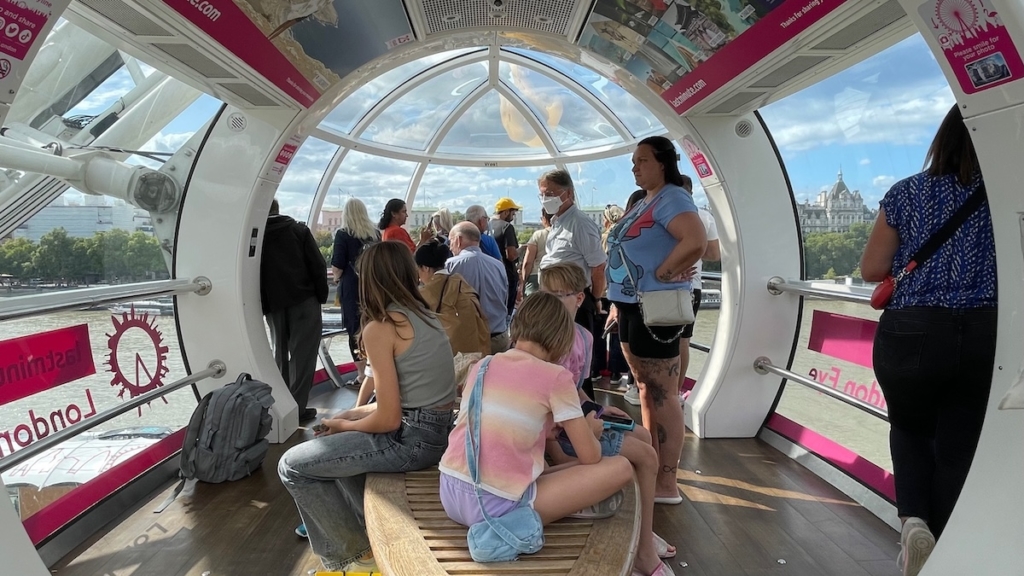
[0,228,166,284]
[803,222,872,280]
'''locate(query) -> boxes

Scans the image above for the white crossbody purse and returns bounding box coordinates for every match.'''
[617,245,694,342]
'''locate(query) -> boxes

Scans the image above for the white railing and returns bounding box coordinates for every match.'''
[0,277,211,322]
[753,356,888,421]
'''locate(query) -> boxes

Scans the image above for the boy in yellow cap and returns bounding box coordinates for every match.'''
[490,197,523,318]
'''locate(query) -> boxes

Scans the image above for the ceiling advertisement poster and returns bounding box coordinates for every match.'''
[578,0,844,115]
[161,0,413,107]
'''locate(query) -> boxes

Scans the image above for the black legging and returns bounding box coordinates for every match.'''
[873,306,996,538]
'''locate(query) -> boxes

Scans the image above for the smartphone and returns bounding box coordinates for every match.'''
[600,413,635,431]
[581,400,604,418]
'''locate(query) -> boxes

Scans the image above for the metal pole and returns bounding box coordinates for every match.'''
[767,276,872,304]
[0,277,212,322]
[753,356,888,421]
[0,360,226,474]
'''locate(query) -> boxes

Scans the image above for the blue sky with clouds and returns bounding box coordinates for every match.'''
[56,31,953,227]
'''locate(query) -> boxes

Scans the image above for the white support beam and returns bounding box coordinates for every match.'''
[306,145,349,229]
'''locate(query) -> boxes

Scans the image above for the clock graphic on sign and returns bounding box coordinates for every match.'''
[106,306,170,410]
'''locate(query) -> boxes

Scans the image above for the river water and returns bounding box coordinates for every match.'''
[0,297,890,471]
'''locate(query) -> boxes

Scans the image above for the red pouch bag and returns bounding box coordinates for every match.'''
[870,261,916,311]
[870,277,895,310]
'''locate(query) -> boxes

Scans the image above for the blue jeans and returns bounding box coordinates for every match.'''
[278,407,453,569]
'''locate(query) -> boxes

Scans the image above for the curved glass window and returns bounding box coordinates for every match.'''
[321,48,483,135]
[317,46,667,163]
[327,151,419,220]
[277,137,339,223]
[505,48,664,137]
[435,91,545,156]
[760,33,956,473]
[360,62,489,150]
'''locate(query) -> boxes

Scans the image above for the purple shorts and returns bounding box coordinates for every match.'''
[439,474,537,527]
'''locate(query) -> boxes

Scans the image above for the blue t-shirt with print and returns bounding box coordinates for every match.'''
[879,171,996,309]
[606,184,697,303]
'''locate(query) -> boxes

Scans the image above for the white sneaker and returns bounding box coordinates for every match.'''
[624,385,640,406]
[899,517,935,576]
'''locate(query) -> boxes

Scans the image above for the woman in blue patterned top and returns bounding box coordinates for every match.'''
[605,136,706,505]
[860,104,996,576]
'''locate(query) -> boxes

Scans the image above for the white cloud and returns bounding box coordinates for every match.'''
[872,175,896,189]
[859,158,870,166]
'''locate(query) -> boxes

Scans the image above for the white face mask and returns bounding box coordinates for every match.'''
[541,195,564,214]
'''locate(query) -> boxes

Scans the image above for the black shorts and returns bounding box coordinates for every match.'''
[680,289,702,339]
[615,301,683,360]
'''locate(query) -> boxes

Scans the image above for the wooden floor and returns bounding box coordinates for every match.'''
[51,382,900,576]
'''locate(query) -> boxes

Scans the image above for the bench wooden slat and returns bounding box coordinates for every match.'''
[364,473,449,576]
[366,469,639,576]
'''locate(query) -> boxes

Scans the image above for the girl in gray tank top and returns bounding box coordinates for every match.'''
[278,241,456,573]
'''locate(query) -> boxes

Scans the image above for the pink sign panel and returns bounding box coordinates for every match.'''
[807,310,877,369]
[159,0,320,107]
[0,0,48,60]
[919,0,1023,94]
[0,325,96,406]
[681,136,714,179]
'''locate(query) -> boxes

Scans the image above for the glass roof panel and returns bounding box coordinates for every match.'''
[498,61,623,152]
[320,48,481,135]
[435,90,546,157]
[360,61,489,150]
[505,48,665,137]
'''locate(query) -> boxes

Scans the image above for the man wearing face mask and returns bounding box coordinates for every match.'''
[535,169,607,397]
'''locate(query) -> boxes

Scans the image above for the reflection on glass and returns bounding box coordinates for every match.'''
[436,91,545,156]
[277,137,338,224]
[505,48,664,137]
[774,302,890,471]
[326,150,418,222]
[320,48,482,135]
[0,311,193,523]
[564,154,638,209]
[360,62,488,150]
[498,62,623,152]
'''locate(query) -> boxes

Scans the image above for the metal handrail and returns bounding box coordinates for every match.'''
[701,271,722,282]
[690,341,710,353]
[753,356,888,421]
[766,276,872,305]
[0,276,212,322]
[0,360,226,474]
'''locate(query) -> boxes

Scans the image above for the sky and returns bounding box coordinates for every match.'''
[52,29,954,228]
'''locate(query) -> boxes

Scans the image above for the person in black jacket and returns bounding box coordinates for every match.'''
[261,199,328,422]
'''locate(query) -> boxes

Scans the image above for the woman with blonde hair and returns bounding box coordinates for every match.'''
[331,198,379,384]
[431,207,454,243]
[280,241,456,574]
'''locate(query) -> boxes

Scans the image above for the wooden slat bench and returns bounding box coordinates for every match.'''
[365,468,640,576]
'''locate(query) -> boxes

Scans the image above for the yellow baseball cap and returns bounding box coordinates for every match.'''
[495,197,523,212]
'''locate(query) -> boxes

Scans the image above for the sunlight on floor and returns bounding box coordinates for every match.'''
[677,470,856,506]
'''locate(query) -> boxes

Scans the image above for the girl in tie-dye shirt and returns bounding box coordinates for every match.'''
[438,292,632,531]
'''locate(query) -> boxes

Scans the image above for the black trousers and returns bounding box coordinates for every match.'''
[873,306,997,538]
[266,296,323,413]
[576,288,599,399]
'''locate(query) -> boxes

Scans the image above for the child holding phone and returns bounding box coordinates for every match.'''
[540,263,676,576]
[438,293,634,545]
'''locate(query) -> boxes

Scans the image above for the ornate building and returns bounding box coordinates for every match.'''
[797,169,876,233]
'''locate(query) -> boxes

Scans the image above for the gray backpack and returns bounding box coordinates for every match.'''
[180,372,275,483]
